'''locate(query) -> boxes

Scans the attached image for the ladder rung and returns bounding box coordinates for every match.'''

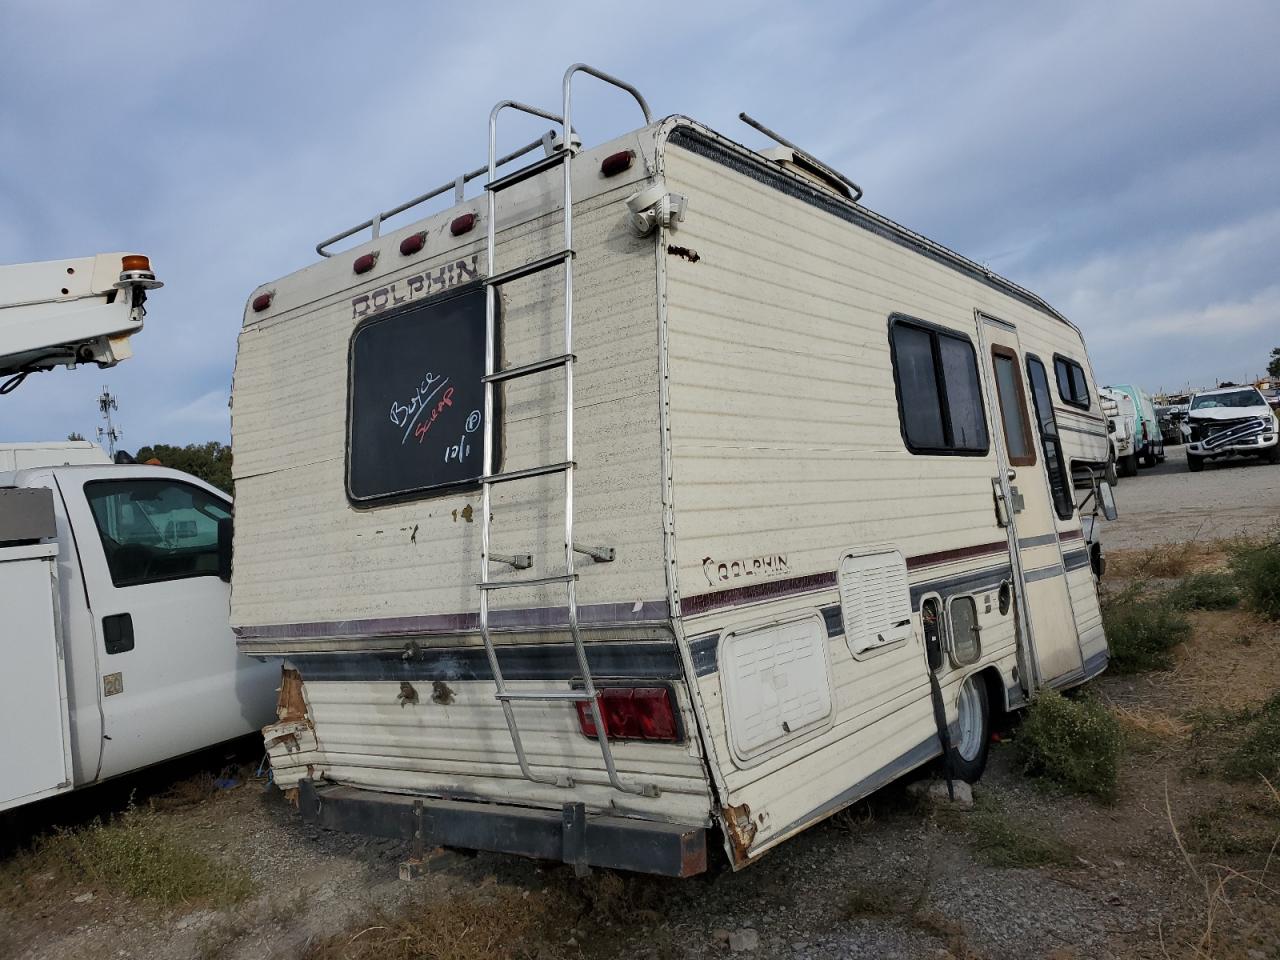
[486,250,573,287]
[483,461,573,485]
[478,573,577,590]
[483,353,574,384]
[496,690,595,702]
[485,152,569,193]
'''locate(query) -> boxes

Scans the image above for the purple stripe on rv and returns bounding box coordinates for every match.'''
[234,600,671,640]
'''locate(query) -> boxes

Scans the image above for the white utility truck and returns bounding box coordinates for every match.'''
[0,253,277,813]
[232,65,1116,876]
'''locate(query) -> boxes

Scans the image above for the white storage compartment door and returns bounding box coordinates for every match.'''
[839,548,914,657]
[720,614,834,765]
[1,545,73,812]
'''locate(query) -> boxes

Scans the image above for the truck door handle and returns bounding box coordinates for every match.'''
[103,613,134,655]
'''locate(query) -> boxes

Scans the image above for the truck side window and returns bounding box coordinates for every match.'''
[1053,355,1090,410]
[888,315,989,456]
[84,479,231,588]
[1026,357,1075,520]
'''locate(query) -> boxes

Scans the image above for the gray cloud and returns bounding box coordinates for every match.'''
[2,0,1277,446]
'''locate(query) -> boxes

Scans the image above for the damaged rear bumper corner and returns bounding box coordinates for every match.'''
[297,780,708,877]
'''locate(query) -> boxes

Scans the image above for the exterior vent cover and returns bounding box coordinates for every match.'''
[838,548,913,657]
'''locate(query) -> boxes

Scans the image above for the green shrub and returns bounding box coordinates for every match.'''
[1230,540,1280,620]
[1,806,252,909]
[1221,692,1280,783]
[1016,689,1121,801]
[1171,571,1240,611]
[965,796,1076,867]
[1101,586,1193,672]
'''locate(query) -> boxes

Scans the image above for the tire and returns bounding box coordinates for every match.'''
[1119,453,1139,477]
[1188,454,1205,472]
[1142,448,1157,468]
[1267,445,1280,465]
[1104,456,1118,487]
[949,673,991,783]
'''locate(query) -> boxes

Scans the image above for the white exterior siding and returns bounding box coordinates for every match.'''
[231,137,667,636]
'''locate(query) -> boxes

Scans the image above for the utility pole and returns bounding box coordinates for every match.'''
[96,385,122,457]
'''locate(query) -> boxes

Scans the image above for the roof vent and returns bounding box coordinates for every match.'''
[739,112,863,202]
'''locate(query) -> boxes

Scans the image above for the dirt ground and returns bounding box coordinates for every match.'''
[4,458,1280,960]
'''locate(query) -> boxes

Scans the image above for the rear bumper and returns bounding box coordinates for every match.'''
[297,780,708,877]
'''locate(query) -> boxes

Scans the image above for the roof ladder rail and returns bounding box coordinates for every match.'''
[476,68,658,800]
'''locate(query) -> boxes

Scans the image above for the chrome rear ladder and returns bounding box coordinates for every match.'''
[478,65,655,797]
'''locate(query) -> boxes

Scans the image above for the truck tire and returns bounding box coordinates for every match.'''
[1142,448,1157,468]
[1188,454,1205,472]
[1119,453,1139,477]
[1267,445,1280,465]
[949,674,990,784]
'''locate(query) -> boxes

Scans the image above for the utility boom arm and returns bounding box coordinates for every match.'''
[0,253,161,389]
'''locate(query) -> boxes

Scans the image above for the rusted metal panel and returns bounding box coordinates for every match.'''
[299,781,708,877]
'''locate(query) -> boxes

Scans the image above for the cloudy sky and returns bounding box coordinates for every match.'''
[2,1,1277,448]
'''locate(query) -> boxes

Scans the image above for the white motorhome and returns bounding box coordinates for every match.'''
[0,254,277,813]
[232,66,1113,875]
[1099,388,1139,478]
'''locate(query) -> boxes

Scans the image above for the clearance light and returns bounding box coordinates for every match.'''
[450,213,477,236]
[252,291,274,312]
[601,150,634,177]
[353,252,378,274]
[575,686,680,742]
[115,253,163,290]
[400,231,427,256]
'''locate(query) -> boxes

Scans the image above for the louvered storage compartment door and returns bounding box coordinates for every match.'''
[838,549,914,658]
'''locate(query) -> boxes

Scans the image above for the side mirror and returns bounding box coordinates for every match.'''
[217,516,233,583]
[1098,481,1118,522]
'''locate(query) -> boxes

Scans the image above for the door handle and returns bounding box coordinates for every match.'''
[103,613,134,655]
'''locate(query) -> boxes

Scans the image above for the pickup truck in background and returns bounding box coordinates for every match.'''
[1184,385,1280,472]
[1,456,278,811]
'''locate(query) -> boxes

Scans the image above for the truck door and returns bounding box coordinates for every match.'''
[975,314,1084,688]
[57,469,278,781]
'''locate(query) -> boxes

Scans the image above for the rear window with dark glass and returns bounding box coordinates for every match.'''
[346,285,493,504]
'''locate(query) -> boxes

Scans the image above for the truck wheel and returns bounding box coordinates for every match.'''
[950,674,990,784]
[1104,456,1118,486]
[1188,454,1205,472]
[1119,453,1139,477]
[1267,445,1280,465]
[1142,449,1157,468]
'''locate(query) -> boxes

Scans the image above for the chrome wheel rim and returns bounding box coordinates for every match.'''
[956,676,983,763]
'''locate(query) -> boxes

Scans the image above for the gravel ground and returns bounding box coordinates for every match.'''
[1106,444,1280,550]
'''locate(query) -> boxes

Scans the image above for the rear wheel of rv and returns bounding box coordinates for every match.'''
[1119,453,1139,477]
[1104,454,1119,486]
[951,673,990,783]
[1187,453,1205,472]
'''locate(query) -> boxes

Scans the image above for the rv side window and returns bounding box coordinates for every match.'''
[84,479,231,588]
[991,348,1036,467]
[1026,357,1076,520]
[1053,355,1090,410]
[888,316,988,456]
[947,595,981,667]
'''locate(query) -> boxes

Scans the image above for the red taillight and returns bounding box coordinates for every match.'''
[450,213,477,236]
[601,150,634,177]
[400,231,426,256]
[575,686,679,742]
